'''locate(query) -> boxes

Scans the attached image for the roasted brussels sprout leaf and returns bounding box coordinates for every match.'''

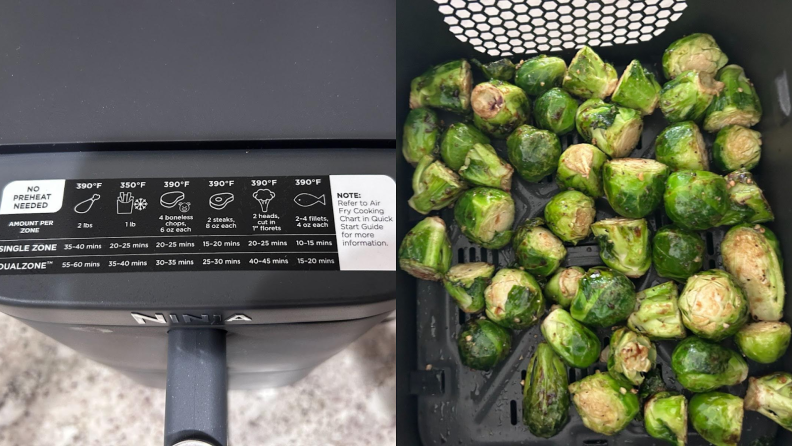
[662,33,728,79]
[410,59,473,114]
[571,267,637,327]
[663,170,729,231]
[515,55,566,96]
[671,336,748,392]
[652,225,705,282]
[471,81,531,138]
[545,266,585,309]
[457,318,512,371]
[568,371,640,436]
[506,125,562,183]
[659,70,723,122]
[563,46,618,100]
[689,392,743,446]
[556,143,608,198]
[458,143,514,192]
[704,64,762,133]
[523,342,570,438]
[443,262,495,314]
[472,58,516,81]
[678,269,749,340]
[591,218,651,278]
[603,158,670,218]
[654,121,709,171]
[745,372,792,432]
[398,216,452,281]
[440,122,491,171]
[544,190,596,244]
[713,125,762,172]
[644,392,687,446]
[402,108,440,166]
[607,327,657,387]
[722,170,774,225]
[541,307,600,368]
[736,322,791,364]
[576,99,644,158]
[513,218,567,277]
[639,367,668,401]
[612,59,661,115]
[533,88,578,135]
[408,156,467,214]
[628,281,687,340]
[485,268,545,329]
[454,187,515,249]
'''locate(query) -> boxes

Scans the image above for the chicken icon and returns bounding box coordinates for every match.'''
[253,189,275,213]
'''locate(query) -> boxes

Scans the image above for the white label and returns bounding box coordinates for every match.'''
[0,180,66,215]
[329,175,396,271]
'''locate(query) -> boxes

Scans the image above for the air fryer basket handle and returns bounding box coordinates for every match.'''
[164,329,228,446]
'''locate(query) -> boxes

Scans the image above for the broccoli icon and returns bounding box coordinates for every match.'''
[253,189,275,213]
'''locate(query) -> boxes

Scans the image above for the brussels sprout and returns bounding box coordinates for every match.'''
[663,170,729,231]
[409,59,472,114]
[745,372,792,432]
[652,225,706,282]
[639,367,668,401]
[576,99,644,158]
[568,371,640,436]
[662,33,729,79]
[721,170,774,225]
[556,144,608,198]
[512,218,567,277]
[721,224,784,321]
[443,262,495,314]
[472,81,531,138]
[454,187,515,249]
[658,70,724,122]
[457,318,512,371]
[736,322,791,364]
[472,58,516,81]
[689,392,743,446]
[533,88,578,135]
[704,65,763,133]
[654,121,709,171]
[402,108,441,166]
[628,281,687,340]
[523,342,570,438]
[591,217,651,278]
[612,59,661,115]
[506,125,562,182]
[440,122,491,171]
[485,268,545,329]
[563,46,618,100]
[644,392,688,446]
[408,156,467,214]
[571,267,637,327]
[541,307,601,368]
[607,327,657,387]
[399,217,452,281]
[545,266,585,308]
[544,190,596,244]
[515,55,567,97]
[678,269,749,341]
[671,336,748,392]
[458,143,514,192]
[603,158,670,218]
[713,125,762,172]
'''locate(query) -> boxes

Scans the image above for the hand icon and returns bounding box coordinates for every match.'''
[117,192,134,214]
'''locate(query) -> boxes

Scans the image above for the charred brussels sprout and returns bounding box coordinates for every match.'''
[533,88,578,135]
[545,266,585,309]
[607,327,657,387]
[541,307,600,368]
[678,269,749,341]
[513,218,567,277]
[402,108,440,166]
[454,187,515,249]
[644,392,688,446]
[443,262,495,314]
[721,224,784,321]
[563,46,618,100]
[523,342,570,438]
[485,268,545,329]
[440,123,491,171]
[398,216,452,281]
[408,156,467,214]
[713,125,762,172]
[506,125,562,183]
[689,392,743,446]
[628,281,687,340]
[568,371,640,436]
[556,144,608,198]
[671,336,748,392]
[603,158,670,218]
[704,65,763,133]
[515,55,566,97]
[639,367,668,401]
[591,218,652,278]
[409,59,473,114]
[736,322,791,364]
[471,81,531,138]
[458,143,514,192]
[576,99,644,158]
[472,58,516,81]
[663,170,729,231]
[457,318,512,371]
[722,170,774,225]
[544,191,596,244]
[662,33,728,79]
[652,225,706,282]
[745,372,792,432]
[659,70,724,122]
[654,121,709,171]
[571,267,637,327]
[612,59,661,115]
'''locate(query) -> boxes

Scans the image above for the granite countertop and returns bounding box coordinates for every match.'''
[0,313,395,446]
